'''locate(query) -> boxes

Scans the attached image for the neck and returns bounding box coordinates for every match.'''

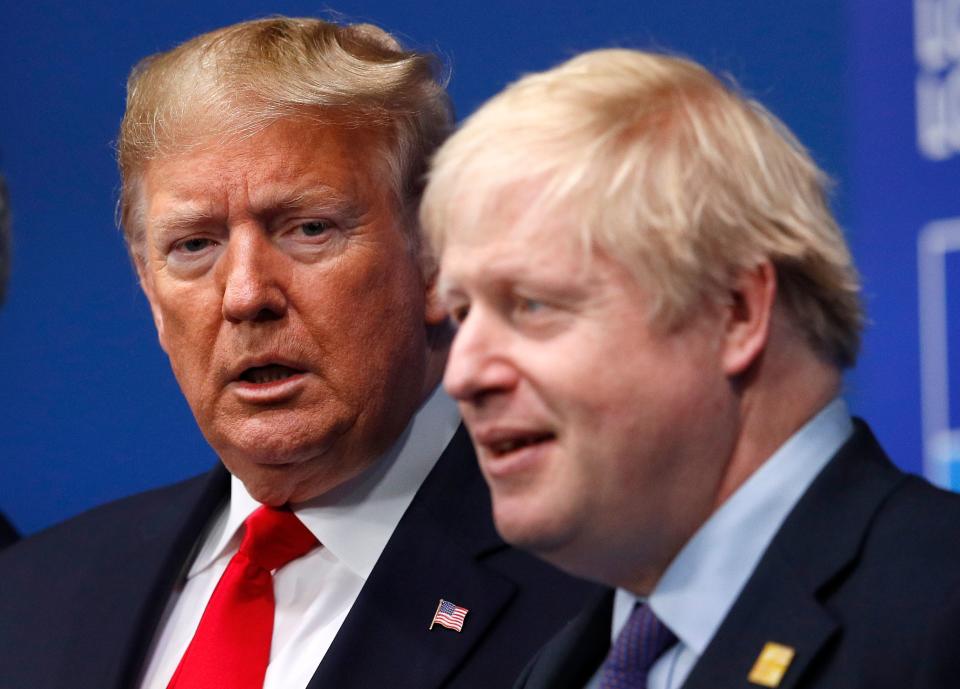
[713,334,842,511]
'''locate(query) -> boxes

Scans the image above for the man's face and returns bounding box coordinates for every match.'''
[439,198,739,589]
[138,118,442,505]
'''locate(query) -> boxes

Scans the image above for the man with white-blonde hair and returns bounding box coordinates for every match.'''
[0,17,592,689]
[421,48,960,689]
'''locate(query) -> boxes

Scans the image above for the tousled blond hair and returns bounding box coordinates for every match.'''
[118,16,452,258]
[421,49,863,368]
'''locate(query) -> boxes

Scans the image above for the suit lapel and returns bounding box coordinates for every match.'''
[59,466,228,689]
[681,422,906,689]
[679,552,839,689]
[308,427,519,689]
[519,590,614,689]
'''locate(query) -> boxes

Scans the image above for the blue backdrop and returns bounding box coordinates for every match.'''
[2,1,942,536]
[848,0,960,491]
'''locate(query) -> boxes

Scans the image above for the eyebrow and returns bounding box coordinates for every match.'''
[151,185,368,237]
[150,205,219,237]
[257,185,366,219]
[436,275,463,301]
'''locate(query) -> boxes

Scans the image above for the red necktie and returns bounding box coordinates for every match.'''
[166,505,319,689]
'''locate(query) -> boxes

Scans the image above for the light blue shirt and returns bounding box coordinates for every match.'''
[586,398,853,689]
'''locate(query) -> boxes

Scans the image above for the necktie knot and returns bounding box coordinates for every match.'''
[166,505,319,689]
[597,603,677,689]
[238,505,318,573]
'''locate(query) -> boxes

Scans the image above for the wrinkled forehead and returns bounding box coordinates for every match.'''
[137,104,388,171]
[124,115,397,249]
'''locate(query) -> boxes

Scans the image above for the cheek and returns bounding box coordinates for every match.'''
[152,289,222,394]
[337,257,424,342]
[548,365,682,492]
[323,242,423,321]
[295,252,428,404]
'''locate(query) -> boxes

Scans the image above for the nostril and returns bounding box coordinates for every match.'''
[253,307,284,322]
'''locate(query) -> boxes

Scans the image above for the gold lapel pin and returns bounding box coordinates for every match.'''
[747,641,796,687]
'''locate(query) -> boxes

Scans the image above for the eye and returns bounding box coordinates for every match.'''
[174,237,216,253]
[449,302,470,325]
[299,220,331,237]
[516,297,544,313]
[164,234,221,277]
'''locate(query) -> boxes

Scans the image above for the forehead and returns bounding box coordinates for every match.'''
[439,191,612,293]
[140,118,390,217]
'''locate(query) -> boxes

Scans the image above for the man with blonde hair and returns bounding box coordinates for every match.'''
[0,17,592,689]
[421,48,960,689]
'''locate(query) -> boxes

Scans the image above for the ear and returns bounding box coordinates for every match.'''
[423,266,449,327]
[134,255,168,354]
[721,261,777,377]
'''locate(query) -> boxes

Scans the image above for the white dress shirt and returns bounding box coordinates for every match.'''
[586,398,854,689]
[138,386,460,689]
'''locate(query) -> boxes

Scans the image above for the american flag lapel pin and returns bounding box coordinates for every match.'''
[430,598,469,632]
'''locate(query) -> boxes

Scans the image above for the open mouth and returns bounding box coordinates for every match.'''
[489,432,556,457]
[238,364,304,385]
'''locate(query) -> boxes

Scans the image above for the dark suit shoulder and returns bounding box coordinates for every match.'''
[689,423,960,689]
[0,467,226,689]
[0,468,222,573]
[834,461,960,599]
[788,474,960,689]
[0,510,17,549]
[912,581,960,688]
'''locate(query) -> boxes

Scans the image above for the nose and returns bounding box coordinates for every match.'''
[443,308,519,403]
[219,227,288,323]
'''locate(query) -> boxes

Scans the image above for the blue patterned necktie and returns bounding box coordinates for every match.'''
[597,603,678,689]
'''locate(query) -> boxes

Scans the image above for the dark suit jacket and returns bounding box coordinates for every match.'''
[0,426,596,689]
[515,421,960,689]
[911,583,960,688]
[0,511,17,549]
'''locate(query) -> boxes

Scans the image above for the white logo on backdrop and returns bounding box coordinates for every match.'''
[918,219,960,488]
[915,0,960,159]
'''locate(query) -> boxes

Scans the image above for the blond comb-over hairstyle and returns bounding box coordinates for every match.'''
[118,16,452,259]
[421,49,863,368]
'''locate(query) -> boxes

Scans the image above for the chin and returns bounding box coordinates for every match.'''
[235,469,299,506]
[492,495,577,556]
[231,447,382,505]
[225,456,317,504]
[228,429,335,466]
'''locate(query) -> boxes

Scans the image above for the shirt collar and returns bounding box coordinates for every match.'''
[188,385,461,580]
[628,398,853,653]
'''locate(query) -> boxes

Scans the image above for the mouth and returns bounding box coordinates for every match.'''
[475,428,557,480]
[485,431,557,458]
[230,362,309,403]
[238,364,305,385]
